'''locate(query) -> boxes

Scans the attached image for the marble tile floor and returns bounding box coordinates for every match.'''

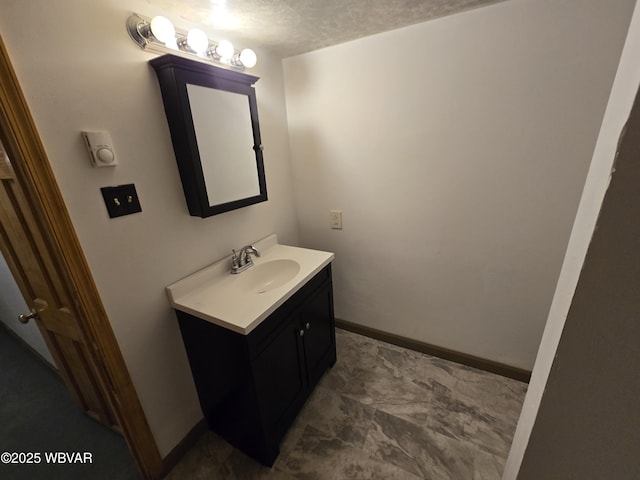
[166,329,528,479]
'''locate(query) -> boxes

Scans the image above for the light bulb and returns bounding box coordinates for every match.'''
[165,37,178,50]
[149,16,175,45]
[215,40,234,59]
[239,48,257,68]
[187,28,209,54]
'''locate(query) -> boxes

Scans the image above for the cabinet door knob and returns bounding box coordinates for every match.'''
[305,322,311,330]
[298,329,305,337]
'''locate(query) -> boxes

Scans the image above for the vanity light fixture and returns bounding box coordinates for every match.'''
[126,13,257,70]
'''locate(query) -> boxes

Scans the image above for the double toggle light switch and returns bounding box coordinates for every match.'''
[100,184,142,218]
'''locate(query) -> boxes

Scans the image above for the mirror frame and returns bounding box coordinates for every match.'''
[150,54,267,217]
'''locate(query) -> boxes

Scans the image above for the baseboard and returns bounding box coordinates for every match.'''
[335,318,531,383]
[162,418,208,475]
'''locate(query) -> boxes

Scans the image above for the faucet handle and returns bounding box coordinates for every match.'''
[231,249,240,269]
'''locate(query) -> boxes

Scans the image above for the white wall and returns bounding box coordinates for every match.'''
[504,1,640,476]
[515,44,640,480]
[0,0,298,456]
[283,0,635,370]
[0,251,55,365]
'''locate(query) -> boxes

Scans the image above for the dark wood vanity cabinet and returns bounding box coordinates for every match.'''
[176,264,336,466]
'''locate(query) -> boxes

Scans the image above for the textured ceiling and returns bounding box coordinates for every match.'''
[141,0,508,57]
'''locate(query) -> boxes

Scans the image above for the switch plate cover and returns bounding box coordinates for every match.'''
[101,184,142,218]
[330,210,342,229]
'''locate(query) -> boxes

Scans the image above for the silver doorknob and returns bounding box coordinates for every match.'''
[18,308,40,324]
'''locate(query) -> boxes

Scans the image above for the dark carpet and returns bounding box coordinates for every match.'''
[0,325,139,479]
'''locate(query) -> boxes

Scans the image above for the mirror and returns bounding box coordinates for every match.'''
[150,54,267,217]
[187,85,260,206]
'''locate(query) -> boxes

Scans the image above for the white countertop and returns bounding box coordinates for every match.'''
[166,234,334,334]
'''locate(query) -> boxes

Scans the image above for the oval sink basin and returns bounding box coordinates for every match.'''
[238,259,301,294]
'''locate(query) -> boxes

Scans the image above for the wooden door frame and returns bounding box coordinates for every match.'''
[0,37,164,479]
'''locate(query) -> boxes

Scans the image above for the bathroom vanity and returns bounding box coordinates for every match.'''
[166,235,336,465]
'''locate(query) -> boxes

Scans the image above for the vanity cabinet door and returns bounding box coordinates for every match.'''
[252,312,306,433]
[300,281,336,386]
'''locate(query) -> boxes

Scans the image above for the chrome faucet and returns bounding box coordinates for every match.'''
[231,245,260,274]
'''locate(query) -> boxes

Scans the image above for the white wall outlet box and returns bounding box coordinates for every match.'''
[82,131,117,167]
[330,210,342,229]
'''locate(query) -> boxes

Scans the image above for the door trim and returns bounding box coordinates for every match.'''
[0,36,164,479]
